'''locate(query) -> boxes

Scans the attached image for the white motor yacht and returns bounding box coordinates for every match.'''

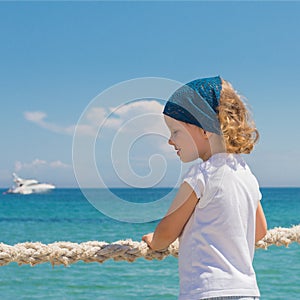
[5,173,55,195]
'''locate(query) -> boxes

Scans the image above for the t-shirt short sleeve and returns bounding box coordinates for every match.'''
[249,165,262,202]
[258,189,262,201]
[182,164,205,199]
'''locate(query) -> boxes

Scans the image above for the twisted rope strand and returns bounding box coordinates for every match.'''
[0,225,299,267]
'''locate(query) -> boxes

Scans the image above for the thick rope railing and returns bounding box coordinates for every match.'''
[0,225,299,267]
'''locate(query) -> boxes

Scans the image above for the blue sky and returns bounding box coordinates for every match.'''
[0,2,299,188]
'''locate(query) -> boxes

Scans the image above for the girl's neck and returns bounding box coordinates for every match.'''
[202,134,226,161]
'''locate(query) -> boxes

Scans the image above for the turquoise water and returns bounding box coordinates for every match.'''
[0,188,299,299]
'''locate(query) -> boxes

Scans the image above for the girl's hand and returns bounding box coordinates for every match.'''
[142,232,154,248]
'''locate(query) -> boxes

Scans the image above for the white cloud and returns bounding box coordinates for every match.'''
[86,107,108,127]
[49,160,71,168]
[66,124,97,136]
[15,159,71,172]
[104,100,169,138]
[111,100,163,116]
[24,111,47,122]
[24,111,72,135]
[24,100,166,137]
[24,110,100,136]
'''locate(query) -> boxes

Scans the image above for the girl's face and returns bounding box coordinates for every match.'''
[164,115,211,162]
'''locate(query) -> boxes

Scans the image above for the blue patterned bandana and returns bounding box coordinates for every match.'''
[163,76,222,134]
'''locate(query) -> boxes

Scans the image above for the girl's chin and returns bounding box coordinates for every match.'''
[180,156,199,163]
[176,150,198,163]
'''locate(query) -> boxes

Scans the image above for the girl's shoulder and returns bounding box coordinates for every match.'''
[202,153,247,172]
[183,153,248,184]
[182,162,207,199]
[183,161,207,181]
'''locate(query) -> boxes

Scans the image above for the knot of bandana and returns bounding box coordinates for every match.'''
[163,76,222,134]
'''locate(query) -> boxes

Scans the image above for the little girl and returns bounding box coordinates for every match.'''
[142,76,267,300]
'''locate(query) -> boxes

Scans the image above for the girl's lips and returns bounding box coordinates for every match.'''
[176,149,181,156]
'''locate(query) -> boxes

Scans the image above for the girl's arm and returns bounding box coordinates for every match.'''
[255,201,267,243]
[142,182,198,250]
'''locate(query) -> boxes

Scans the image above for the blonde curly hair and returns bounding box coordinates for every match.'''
[217,79,259,154]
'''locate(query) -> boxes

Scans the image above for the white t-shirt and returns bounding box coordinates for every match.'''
[179,153,261,300]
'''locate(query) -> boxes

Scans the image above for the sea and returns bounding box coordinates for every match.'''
[0,187,299,300]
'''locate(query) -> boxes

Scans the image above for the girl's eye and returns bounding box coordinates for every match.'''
[172,130,178,136]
